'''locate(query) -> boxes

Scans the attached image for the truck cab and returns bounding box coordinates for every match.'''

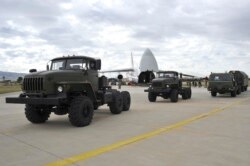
[6,56,131,127]
[208,73,237,97]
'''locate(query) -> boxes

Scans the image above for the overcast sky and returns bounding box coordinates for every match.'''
[1,0,250,76]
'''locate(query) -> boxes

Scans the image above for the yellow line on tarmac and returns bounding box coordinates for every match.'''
[45,98,249,166]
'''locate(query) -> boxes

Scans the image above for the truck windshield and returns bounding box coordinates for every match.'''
[158,73,176,78]
[51,59,87,70]
[209,74,232,81]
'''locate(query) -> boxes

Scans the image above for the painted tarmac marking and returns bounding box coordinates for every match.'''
[45,98,249,166]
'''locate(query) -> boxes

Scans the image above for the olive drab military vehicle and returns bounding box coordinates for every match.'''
[144,71,192,103]
[207,72,238,97]
[229,70,248,93]
[6,56,131,127]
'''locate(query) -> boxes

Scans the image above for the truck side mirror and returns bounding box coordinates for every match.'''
[47,65,49,71]
[96,59,101,70]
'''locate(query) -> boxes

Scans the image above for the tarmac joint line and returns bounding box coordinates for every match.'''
[45,98,249,166]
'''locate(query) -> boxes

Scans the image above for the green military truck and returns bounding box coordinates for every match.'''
[144,71,192,103]
[6,56,131,127]
[207,72,237,97]
[229,70,248,93]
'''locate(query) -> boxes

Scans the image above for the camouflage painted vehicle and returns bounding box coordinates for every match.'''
[229,70,248,93]
[207,73,237,97]
[6,56,131,127]
[144,71,192,103]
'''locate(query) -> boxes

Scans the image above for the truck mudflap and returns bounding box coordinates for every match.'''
[6,93,68,105]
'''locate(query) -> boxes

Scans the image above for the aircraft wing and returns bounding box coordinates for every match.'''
[100,68,134,73]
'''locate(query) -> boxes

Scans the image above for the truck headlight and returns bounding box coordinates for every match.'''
[165,84,169,88]
[57,86,63,92]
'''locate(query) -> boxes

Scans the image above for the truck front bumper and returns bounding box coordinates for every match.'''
[144,87,171,93]
[6,93,67,105]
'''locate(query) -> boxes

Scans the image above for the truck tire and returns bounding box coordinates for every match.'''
[231,90,236,97]
[94,104,99,110]
[237,87,241,95]
[187,88,192,99]
[25,104,51,123]
[109,92,123,114]
[170,89,178,102]
[211,91,217,97]
[148,92,157,102]
[182,89,188,100]
[68,96,94,127]
[121,91,131,111]
[241,86,245,92]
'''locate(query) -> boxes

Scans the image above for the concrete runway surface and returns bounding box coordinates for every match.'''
[0,86,250,166]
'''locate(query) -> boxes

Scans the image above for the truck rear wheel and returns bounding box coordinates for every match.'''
[237,87,241,95]
[211,91,217,97]
[170,89,178,102]
[187,88,192,99]
[231,90,236,97]
[68,96,94,127]
[148,92,157,102]
[121,91,131,111]
[109,92,123,114]
[25,104,51,123]
[182,89,188,100]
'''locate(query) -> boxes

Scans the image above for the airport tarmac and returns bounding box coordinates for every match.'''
[0,86,250,166]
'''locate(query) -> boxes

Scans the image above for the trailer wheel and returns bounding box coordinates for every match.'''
[121,91,131,111]
[109,92,123,114]
[68,96,94,127]
[170,89,178,102]
[25,104,51,123]
[211,91,217,97]
[148,92,157,102]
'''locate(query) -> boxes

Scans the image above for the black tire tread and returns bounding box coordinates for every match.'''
[25,104,51,123]
[68,96,94,127]
[121,91,131,111]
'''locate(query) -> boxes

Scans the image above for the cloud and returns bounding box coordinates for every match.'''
[0,0,249,76]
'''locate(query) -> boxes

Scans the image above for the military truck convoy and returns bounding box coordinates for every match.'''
[5,55,249,126]
[144,71,192,102]
[207,70,248,97]
[6,56,131,127]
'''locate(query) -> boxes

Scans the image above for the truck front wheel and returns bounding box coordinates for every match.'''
[25,104,51,123]
[148,92,157,102]
[69,96,94,127]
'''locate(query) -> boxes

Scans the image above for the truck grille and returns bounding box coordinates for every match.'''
[23,77,44,91]
[152,82,162,87]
